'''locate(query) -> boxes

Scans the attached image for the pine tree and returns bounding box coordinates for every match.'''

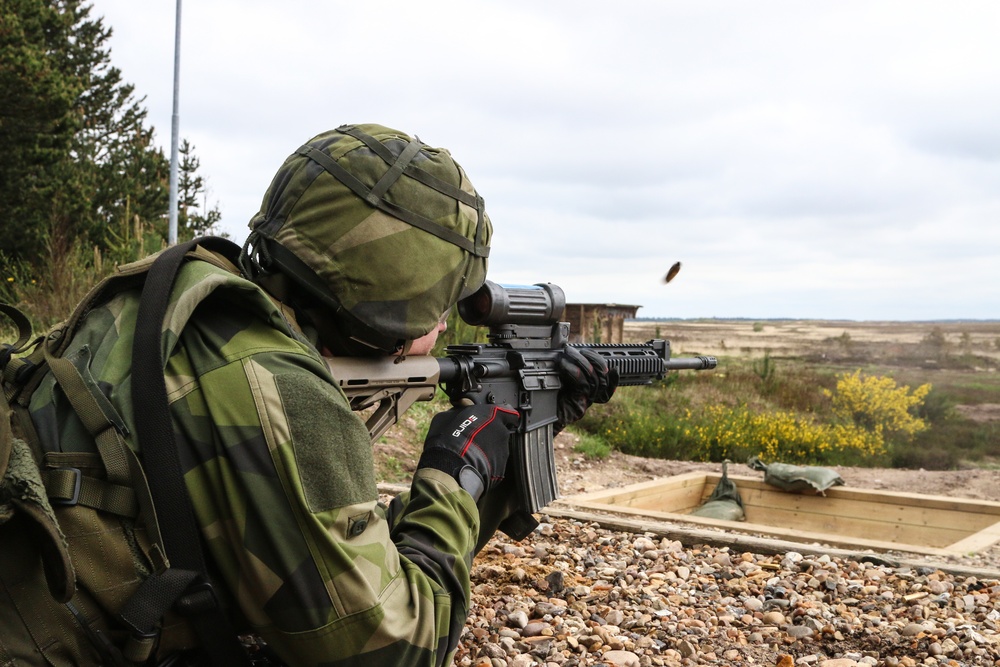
[0,0,82,262]
[177,139,222,239]
[0,0,218,267]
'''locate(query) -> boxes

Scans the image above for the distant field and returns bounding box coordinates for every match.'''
[625,319,1000,367]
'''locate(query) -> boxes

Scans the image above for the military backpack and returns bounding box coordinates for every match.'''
[0,238,257,666]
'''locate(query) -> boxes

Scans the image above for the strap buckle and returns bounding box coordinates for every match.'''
[175,579,221,616]
[49,467,82,506]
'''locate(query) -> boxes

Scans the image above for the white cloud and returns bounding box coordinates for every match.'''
[89,0,1000,320]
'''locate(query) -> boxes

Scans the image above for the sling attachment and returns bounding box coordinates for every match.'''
[128,237,251,666]
[43,464,139,517]
[42,342,166,571]
[117,567,206,664]
[0,303,35,365]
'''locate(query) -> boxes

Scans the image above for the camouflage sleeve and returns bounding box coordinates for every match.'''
[390,469,479,659]
[171,294,480,666]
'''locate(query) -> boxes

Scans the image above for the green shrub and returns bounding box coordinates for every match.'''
[575,363,944,468]
[377,456,407,483]
[572,431,612,460]
[2,216,167,331]
[681,404,886,465]
[890,439,959,470]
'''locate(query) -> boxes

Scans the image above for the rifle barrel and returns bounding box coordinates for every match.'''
[664,355,717,371]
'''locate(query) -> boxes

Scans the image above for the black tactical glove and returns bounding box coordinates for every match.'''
[417,404,520,502]
[555,346,619,432]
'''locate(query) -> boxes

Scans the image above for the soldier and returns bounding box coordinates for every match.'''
[0,124,616,665]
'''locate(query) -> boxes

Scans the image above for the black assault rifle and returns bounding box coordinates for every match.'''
[326,281,716,540]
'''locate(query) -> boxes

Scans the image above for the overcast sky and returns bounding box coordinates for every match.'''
[90,0,999,321]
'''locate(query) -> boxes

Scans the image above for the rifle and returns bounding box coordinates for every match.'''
[326,281,716,540]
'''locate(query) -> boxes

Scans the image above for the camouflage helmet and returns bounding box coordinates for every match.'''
[240,124,492,353]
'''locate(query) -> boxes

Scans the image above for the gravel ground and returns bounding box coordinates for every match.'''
[444,440,1000,667]
[377,432,1000,665]
[459,518,1000,667]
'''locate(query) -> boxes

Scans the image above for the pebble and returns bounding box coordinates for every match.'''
[506,610,528,629]
[454,519,1000,666]
[602,649,640,667]
[676,639,697,657]
[521,621,547,637]
[784,624,815,639]
[763,611,787,625]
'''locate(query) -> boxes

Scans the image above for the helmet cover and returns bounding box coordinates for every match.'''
[242,124,492,351]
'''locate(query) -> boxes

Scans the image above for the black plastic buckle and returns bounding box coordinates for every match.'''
[0,343,13,369]
[175,579,220,616]
[49,467,82,506]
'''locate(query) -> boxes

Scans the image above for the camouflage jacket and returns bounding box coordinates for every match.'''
[28,249,479,666]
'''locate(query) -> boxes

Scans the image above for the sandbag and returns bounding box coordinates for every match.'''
[748,456,844,494]
[690,461,746,521]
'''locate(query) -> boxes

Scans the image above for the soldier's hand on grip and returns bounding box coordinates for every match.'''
[418,404,520,502]
[555,346,619,432]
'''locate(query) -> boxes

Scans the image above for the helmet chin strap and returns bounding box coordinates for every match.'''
[396,339,414,359]
[301,302,404,357]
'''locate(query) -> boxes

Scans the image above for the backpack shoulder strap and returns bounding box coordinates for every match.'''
[1,305,81,605]
[122,236,251,665]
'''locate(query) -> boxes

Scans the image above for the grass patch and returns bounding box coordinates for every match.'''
[571,430,612,460]
[376,456,408,484]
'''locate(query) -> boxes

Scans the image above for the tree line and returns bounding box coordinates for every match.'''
[0,0,221,275]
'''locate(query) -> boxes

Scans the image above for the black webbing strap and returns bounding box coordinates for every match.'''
[0,303,34,360]
[128,237,251,665]
[366,134,423,205]
[335,125,480,207]
[295,144,487,257]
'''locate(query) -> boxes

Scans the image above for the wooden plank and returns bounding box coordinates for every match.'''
[559,473,1000,555]
[545,506,1000,578]
[709,475,1000,517]
[737,503,967,548]
[623,484,710,514]
[818,484,1000,515]
[571,473,709,513]
[944,519,1000,554]
[561,499,955,554]
[584,474,1000,533]
[564,499,966,554]
[568,472,707,505]
[736,487,997,534]
[682,474,1000,516]
[380,480,1000,559]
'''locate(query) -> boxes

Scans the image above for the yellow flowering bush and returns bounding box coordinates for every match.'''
[682,404,884,465]
[824,370,930,440]
[575,367,935,467]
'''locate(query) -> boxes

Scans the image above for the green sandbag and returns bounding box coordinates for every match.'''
[690,461,746,521]
[748,456,845,494]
